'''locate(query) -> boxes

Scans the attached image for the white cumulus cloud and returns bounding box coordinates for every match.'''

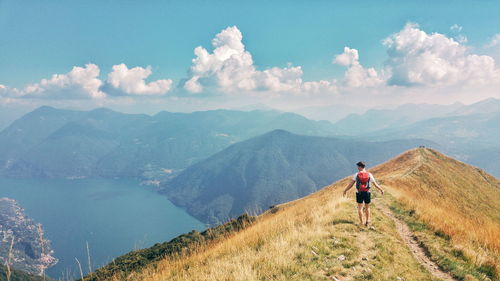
[184,26,255,94]
[383,23,500,86]
[20,64,106,99]
[106,64,173,95]
[182,26,338,96]
[333,47,384,87]
[334,47,359,66]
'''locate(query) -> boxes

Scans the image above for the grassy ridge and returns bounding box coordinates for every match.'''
[86,148,499,281]
[390,201,496,280]
[371,148,500,278]
[109,176,436,280]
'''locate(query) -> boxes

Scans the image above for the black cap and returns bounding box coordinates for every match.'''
[356,161,365,168]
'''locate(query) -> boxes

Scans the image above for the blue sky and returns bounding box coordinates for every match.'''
[1,0,499,113]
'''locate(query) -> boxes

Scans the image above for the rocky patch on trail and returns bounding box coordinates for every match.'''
[0,197,57,275]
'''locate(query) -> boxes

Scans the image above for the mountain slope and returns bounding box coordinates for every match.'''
[0,107,338,178]
[370,148,500,272]
[91,148,499,281]
[0,106,84,162]
[97,109,338,178]
[162,130,435,225]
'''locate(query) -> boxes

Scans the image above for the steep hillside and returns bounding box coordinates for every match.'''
[86,148,499,281]
[370,148,500,278]
[161,130,435,225]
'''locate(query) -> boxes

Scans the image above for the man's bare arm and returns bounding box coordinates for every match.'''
[372,181,385,195]
[343,180,355,196]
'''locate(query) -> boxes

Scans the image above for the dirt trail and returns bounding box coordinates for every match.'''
[322,225,376,281]
[375,201,457,281]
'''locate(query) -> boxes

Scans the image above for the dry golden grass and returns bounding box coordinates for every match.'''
[371,148,500,276]
[112,182,350,281]
[119,186,436,281]
[106,147,499,281]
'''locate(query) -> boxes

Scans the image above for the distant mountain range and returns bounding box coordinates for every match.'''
[330,98,500,177]
[0,106,337,179]
[161,129,435,224]
[364,111,500,149]
[1,98,498,179]
[332,102,464,134]
[331,98,500,135]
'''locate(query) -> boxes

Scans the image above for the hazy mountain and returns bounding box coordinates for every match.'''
[0,107,338,178]
[0,107,150,178]
[84,148,500,281]
[362,111,500,177]
[295,104,368,123]
[0,106,84,162]
[332,102,464,135]
[231,103,278,111]
[161,130,435,225]
[447,97,500,116]
[0,105,35,131]
[331,98,500,177]
[96,109,338,178]
[366,111,499,148]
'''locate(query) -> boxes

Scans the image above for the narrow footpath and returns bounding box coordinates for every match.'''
[375,201,457,281]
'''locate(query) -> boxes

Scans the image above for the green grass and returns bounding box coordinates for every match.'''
[390,200,497,281]
[298,200,435,281]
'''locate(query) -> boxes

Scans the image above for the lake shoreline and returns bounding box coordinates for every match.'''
[0,177,205,280]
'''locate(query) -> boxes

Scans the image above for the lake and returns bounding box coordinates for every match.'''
[0,177,206,280]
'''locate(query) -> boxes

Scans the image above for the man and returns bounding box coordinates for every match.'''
[343,161,384,227]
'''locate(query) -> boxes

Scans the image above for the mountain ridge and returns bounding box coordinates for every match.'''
[84,147,499,281]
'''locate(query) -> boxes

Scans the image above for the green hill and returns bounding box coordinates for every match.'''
[162,129,436,225]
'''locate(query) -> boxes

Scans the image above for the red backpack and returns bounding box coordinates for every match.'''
[356,171,371,192]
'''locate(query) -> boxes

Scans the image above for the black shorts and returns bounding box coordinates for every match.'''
[356,191,371,204]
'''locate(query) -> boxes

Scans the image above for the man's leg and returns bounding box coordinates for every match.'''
[364,203,371,225]
[357,204,364,225]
